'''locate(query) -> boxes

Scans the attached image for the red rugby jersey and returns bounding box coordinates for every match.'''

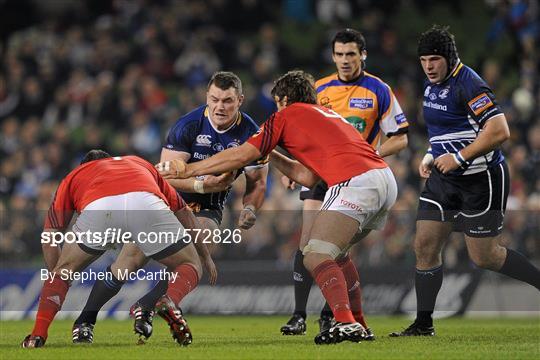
[45,155,185,230]
[247,103,387,186]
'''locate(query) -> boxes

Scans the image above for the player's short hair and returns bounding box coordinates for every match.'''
[81,149,111,164]
[332,29,366,53]
[207,71,243,96]
[271,70,317,105]
[418,25,459,75]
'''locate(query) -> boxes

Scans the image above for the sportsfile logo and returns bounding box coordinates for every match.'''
[196,134,212,146]
[349,98,374,109]
[468,93,493,115]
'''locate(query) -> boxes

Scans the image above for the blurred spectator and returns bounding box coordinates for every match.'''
[0,0,537,266]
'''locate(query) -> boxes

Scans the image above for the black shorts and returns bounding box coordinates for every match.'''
[186,202,223,226]
[417,161,509,238]
[196,208,222,226]
[299,181,328,202]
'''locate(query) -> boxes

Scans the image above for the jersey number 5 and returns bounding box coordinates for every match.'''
[312,106,352,126]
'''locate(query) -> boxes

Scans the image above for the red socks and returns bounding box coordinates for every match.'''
[337,255,367,328]
[166,264,199,305]
[312,260,355,323]
[31,277,69,339]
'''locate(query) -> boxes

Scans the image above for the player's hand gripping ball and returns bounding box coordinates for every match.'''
[156,159,188,179]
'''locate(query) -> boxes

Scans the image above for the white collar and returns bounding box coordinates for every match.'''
[207,111,239,134]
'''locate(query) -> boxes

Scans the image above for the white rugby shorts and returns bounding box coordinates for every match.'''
[72,191,186,258]
[321,167,398,230]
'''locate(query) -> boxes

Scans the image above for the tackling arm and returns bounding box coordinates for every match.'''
[269,150,320,188]
[160,148,234,193]
[163,142,262,179]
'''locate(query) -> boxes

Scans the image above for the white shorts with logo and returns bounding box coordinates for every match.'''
[72,191,187,258]
[321,167,398,231]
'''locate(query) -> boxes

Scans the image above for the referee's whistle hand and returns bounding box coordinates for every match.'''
[156,159,188,179]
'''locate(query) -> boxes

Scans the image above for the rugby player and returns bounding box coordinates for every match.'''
[22,150,207,348]
[158,71,398,345]
[390,25,540,337]
[89,71,268,342]
[281,28,409,339]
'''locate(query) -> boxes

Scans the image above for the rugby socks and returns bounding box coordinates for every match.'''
[293,250,313,319]
[498,249,540,290]
[415,265,443,327]
[337,255,368,328]
[312,260,355,324]
[31,277,70,339]
[166,263,199,305]
[320,302,333,319]
[138,279,169,311]
[74,266,124,325]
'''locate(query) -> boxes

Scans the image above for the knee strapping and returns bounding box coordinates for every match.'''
[302,239,342,259]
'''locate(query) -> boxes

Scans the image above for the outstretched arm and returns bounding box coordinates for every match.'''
[269,150,319,188]
[158,142,262,179]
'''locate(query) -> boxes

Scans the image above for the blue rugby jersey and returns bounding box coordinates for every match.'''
[423,63,504,175]
[164,105,267,210]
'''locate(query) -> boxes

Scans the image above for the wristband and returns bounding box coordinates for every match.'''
[455,151,471,168]
[422,153,434,166]
[193,180,205,194]
[243,205,256,215]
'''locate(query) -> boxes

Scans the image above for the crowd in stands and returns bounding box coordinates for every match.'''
[1,0,538,268]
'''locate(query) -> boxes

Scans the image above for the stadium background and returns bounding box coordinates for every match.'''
[0,0,538,317]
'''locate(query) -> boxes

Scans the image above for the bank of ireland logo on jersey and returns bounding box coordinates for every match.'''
[196,134,212,146]
[349,98,374,109]
[468,93,493,116]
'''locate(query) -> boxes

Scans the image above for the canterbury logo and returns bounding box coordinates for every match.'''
[293,272,304,282]
[196,135,212,146]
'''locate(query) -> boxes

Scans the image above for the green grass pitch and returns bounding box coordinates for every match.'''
[1,316,538,359]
